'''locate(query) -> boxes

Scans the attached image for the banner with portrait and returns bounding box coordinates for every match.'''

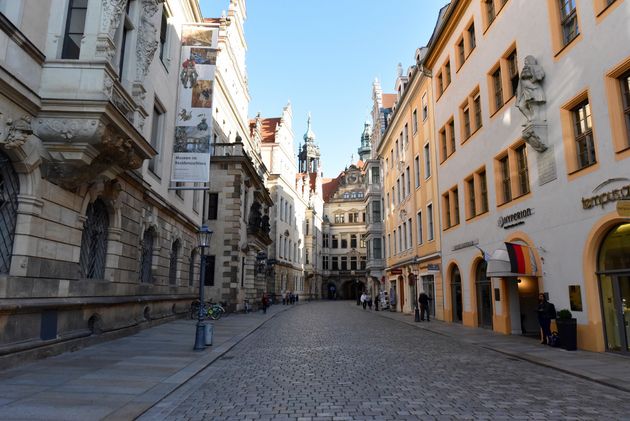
[171,23,219,182]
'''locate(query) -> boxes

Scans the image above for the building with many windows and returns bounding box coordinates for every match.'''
[321,161,367,300]
[376,51,443,317]
[255,106,323,301]
[422,0,630,352]
[0,0,271,365]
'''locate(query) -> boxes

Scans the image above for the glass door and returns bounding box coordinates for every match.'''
[600,274,630,353]
[422,275,436,318]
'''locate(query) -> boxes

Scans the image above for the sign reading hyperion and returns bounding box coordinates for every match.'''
[171,24,219,183]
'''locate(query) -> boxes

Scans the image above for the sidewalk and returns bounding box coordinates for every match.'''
[359,304,630,394]
[0,303,296,421]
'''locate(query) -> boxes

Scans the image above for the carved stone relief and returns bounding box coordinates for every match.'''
[33,118,106,142]
[135,0,162,81]
[0,115,33,150]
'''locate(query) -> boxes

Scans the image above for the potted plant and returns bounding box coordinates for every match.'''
[556,309,577,351]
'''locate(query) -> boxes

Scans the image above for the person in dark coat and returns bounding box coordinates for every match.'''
[261,293,269,314]
[537,293,556,344]
[418,292,432,321]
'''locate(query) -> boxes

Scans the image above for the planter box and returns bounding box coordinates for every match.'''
[556,318,577,351]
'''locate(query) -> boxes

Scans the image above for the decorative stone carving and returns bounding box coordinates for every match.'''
[103,74,114,99]
[111,89,135,123]
[95,36,117,61]
[516,56,546,124]
[1,116,33,149]
[135,0,162,81]
[522,124,548,153]
[33,118,106,142]
[101,0,128,38]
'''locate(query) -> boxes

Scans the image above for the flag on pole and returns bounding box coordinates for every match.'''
[504,242,538,275]
[474,245,491,262]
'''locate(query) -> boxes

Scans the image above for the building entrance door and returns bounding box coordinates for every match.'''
[475,261,493,329]
[422,275,436,319]
[398,277,405,312]
[597,223,630,353]
[451,266,462,323]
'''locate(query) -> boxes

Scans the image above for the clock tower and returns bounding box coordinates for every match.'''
[298,113,321,173]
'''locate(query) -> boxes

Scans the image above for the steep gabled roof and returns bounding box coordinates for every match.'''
[261,118,281,143]
[382,93,397,109]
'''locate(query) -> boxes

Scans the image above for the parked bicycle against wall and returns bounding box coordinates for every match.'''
[189,300,226,320]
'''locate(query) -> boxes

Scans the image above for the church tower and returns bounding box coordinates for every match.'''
[298,113,321,173]
[357,120,372,161]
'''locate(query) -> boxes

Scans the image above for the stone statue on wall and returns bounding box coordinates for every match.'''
[516,56,546,123]
[261,214,270,235]
[248,201,262,231]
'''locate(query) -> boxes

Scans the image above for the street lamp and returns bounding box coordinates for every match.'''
[193,225,212,351]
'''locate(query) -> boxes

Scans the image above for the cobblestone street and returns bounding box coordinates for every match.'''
[145,302,630,420]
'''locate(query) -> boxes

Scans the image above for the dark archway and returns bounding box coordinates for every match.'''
[341,279,365,300]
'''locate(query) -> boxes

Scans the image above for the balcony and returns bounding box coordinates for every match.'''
[33,62,154,189]
[365,182,382,196]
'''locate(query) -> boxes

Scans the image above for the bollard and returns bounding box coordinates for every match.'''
[414,306,420,322]
[204,323,213,346]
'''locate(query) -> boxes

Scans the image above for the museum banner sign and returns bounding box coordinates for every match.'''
[170,24,219,183]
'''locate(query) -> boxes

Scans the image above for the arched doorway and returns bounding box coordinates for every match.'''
[597,223,630,353]
[451,265,463,323]
[342,279,364,300]
[326,281,337,299]
[475,260,493,329]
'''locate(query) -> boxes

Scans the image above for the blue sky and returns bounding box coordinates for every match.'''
[200,0,447,178]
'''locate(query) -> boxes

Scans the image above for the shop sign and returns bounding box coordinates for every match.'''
[617,200,630,217]
[581,180,630,210]
[390,268,403,275]
[427,264,440,272]
[497,208,533,229]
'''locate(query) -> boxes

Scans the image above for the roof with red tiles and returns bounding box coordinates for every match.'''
[382,93,397,109]
[322,177,340,202]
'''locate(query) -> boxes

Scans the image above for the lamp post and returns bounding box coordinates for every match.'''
[193,225,212,351]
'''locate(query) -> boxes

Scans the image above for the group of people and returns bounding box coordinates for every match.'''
[359,292,374,310]
[282,291,298,305]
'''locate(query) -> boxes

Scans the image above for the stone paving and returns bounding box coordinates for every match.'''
[145,301,630,421]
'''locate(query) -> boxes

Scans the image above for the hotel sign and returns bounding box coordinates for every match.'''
[497,208,533,229]
[582,183,630,210]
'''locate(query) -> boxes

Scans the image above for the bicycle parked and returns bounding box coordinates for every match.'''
[189,300,226,320]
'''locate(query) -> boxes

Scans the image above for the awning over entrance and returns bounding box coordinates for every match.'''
[487,242,538,277]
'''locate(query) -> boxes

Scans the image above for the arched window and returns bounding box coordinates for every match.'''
[0,151,19,274]
[168,239,180,285]
[79,199,109,279]
[140,228,155,283]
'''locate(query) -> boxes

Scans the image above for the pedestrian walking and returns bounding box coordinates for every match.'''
[295,293,299,303]
[360,292,367,309]
[261,293,269,314]
[537,293,556,344]
[367,294,373,310]
[418,291,432,321]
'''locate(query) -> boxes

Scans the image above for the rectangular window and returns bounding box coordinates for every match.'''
[445,61,451,86]
[412,109,418,133]
[443,192,451,229]
[453,187,460,226]
[341,256,347,270]
[492,67,504,110]
[371,166,380,184]
[427,204,434,241]
[332,235,338,248]
[414,156,420,188]
[507,49,519,97]
[437,73,444,96]
[334,214,344,224]
[349,212,359,223]
[448,119,456,153]
[479,170,489,213]
[572,100,596,168]
[416,211,423,244]
[486,0,496,24]
[115,1,133,80]
[401,173,406,198]
[61,0,88,59]
[422,93,429,120]
[207,193,218,220]
[463,106,471,139]
[387,234,391,257]
[404,124,409,148]
[559,0,579,46]
[407,218,413,249]
[515,144,530,195]
[424,144,431,179]
[473,94,482,130]
[149,102,165,174]
[323,256,329,270]
[468,22,476,50]
[360,256,367,270]
[397,179,401,204]
[332,256,339,270]
[350,256,357,270]
[499,155,512,203]
[457,38,465,67]
[341,237,348,249]
[440,128,448,162]
[323,234,329,248]
[467,177,476,218]
[405,167,411,197]
[373,238,382,259]
[398,226,403,252]
[620,70,630,144]
[372,200,381,222]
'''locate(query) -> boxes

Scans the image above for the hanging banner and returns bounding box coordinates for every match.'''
[171,23,219,182]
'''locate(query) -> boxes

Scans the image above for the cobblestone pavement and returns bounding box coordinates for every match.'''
[149,302,630,421]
